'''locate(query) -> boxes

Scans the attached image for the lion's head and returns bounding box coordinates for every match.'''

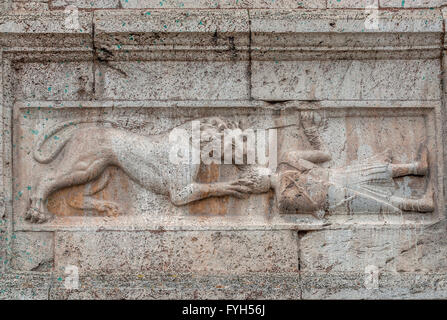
[191,117,249,164]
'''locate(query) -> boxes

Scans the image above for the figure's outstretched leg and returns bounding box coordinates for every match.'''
[390,188,434,213]
[391,146,428,178]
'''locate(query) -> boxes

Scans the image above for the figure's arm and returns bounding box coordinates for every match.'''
[283,150,332,167]
[298,111,332,163]
[300,111,328,151]
[170,181,251,206]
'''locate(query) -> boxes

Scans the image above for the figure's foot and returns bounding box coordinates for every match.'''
[417,187,435,212]
[391,188,434,213]
[413,146,429,176]
[95,201,122,217]
[25,207,52,223]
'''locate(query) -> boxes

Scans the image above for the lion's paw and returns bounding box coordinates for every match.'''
[25,207,52,224]
[96,201,122,217]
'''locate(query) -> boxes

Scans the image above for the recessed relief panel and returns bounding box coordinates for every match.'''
[13,102,442,230]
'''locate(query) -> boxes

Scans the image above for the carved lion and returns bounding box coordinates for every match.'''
[26,117,254,223]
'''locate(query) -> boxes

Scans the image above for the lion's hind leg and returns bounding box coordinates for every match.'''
[66,167,123,217]
[67,196,122,217]
[26,152,114,223]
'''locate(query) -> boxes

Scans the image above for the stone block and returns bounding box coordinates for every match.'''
[54,230,299,273]
[95,61,249,100]
[0,231,5,273]
[251,59,440,101]
[15,61,94,101]
[0,273,51,300]
[12,1,49,12]
[52,0,326,9]
[10,232,54,272]
[300,221,447,273]
[328,0,445,8]
[0,10,92,49]
[250,9,443,34]
[52,0,119,8]
[92,10,250,66]
[380,0,445,8]
[49,273,301,299]
[327,0,377,8]
[301,272,447,299]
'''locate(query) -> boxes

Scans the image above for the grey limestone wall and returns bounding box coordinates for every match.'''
[1,0,447,299]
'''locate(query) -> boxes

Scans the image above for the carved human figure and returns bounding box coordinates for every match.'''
[237,111,434,218]
[26,117,252,223]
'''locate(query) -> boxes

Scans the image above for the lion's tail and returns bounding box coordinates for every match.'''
[33,119,118,164]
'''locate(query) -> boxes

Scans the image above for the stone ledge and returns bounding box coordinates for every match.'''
[0,9,444,56]
[0,10,92,49]
[93,9,250,60]
[302,272,447,299]
[2,271,447,299]
[47,0,446,10]
[251,9,444,60]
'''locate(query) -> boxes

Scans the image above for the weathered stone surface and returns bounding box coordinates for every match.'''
[0,273,51,300]
[0,231,5,274]
[92,9,250,64]
[300,221,447,273]
[328,0,445,8]
[250,9,443,35]
[52,0,326,9]
[52,0,119,8]
[94,10,249,36]
[327,0,377,8]
[0,0,12,12]
[95,61,249,100]
[11,0,49,12]
[301,272,447,299]
[380,0,445,8]
[48,0,446,9]
[54,230,299,273]
[15,61,94,101]
[0,10,92,48]
[10,232,54,272]
[49,272,301,299]
[252,59,440,101]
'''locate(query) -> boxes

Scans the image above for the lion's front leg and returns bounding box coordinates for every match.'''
[26,198,52,223]
[170,181,253,206]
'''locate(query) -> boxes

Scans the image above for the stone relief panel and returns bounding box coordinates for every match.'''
[12,101,443,229]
